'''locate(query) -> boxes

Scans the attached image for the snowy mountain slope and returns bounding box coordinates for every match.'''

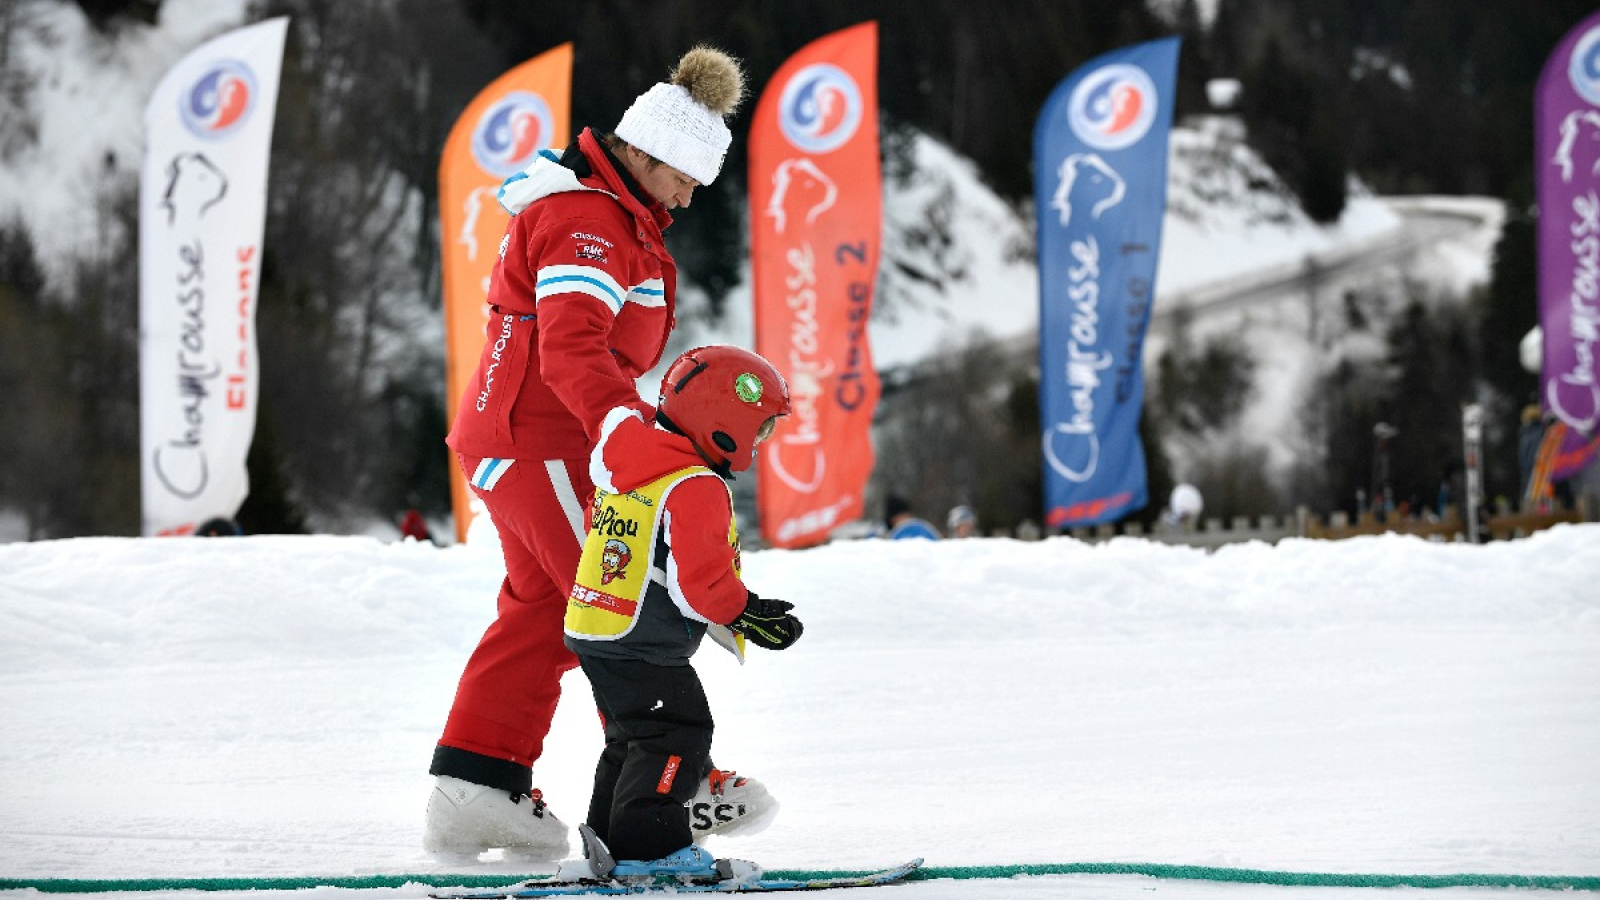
[0,1,1508,531]
[0,2,1498,364]
[0,0,254,271]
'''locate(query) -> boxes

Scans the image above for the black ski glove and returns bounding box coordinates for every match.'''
[732,592,803,650]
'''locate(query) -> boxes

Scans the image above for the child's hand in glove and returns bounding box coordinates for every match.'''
[732,592,803,650]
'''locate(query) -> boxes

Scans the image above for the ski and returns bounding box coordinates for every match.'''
[427,859,923,898]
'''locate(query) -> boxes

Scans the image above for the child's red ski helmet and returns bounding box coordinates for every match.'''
[657,345,792,473]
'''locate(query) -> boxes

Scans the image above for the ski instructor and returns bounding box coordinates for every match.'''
[425,45,774,859]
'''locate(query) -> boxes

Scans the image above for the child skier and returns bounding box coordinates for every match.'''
[560,344,803,883]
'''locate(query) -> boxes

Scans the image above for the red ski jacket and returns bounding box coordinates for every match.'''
[449,128,677,461]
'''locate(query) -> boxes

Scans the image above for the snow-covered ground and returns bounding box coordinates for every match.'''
[1,526,1597,899]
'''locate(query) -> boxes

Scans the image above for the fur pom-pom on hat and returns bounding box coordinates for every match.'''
[671,45,746,116]
[616,45,747,186]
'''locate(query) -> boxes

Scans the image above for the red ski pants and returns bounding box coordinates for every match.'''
[436,454,591,770]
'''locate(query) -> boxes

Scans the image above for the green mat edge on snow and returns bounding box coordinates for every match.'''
[3,863,1598,893]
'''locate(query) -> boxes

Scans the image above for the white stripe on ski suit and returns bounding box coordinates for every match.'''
[545,459,586,545]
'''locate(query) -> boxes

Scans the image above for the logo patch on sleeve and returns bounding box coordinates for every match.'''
[572,231,613,263]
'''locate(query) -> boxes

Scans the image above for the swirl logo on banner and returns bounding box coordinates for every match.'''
[1067,63,1158,151]
[180,60,258,139]
[1568,23,1600,105]
[778,63,863,154]
[471,91,554,178]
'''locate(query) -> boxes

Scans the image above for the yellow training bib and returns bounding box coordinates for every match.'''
[566,466,719,641]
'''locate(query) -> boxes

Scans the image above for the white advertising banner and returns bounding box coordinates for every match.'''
[139,18,287,535]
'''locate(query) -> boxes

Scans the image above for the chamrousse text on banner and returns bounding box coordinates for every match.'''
[138,17,288,536]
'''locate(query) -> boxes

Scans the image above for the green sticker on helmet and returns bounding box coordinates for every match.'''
[734,372,764,403]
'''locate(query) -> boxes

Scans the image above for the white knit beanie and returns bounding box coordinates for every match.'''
[615,46,746,185]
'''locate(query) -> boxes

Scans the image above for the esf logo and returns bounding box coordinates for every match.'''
[180,60,257,139]
[471,91,554,178]
[1570,24,1600,107]
[777,63,862,154]
[688,800,746,833]
[1067,63,1158,151]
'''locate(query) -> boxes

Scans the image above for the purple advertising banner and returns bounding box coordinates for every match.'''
[1536,10,1600,479]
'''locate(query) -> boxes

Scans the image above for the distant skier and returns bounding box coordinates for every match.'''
[559,345,802,883]
[1160,483,1204,532]
[399,508,435,544]
[945,504,979,538]
[883,494,940,540]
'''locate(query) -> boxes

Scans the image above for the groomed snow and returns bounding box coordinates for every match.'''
[1,525,1596,899]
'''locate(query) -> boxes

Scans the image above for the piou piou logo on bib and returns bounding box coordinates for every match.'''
[591,504,639,538]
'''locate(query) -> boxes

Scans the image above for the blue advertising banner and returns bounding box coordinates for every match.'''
[1034,37,1179,529]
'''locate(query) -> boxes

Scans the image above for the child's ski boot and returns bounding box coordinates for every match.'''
[686,767,779,840]
[562,824,762,886]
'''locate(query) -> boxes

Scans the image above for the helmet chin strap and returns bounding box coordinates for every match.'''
[700,451,734,480]
[656,409,734,479]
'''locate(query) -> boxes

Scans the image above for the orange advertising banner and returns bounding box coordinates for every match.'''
[750,22,881,548]
[438,44,572,542]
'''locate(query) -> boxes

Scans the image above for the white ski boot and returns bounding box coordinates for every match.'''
[685,768,778,840]
[423,775,570,859]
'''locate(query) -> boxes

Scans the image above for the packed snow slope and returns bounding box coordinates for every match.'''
[1,526,1597,900]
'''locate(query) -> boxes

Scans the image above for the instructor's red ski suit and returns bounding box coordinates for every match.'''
[434,127,677,791]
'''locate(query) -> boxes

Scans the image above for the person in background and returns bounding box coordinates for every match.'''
[945,505,979,538]
[1517,403,1545,504]
[399,508,435,544]
[195,517,242,537]
[884,494,941,540]
[1159,483,1204,532]
[558,345,800,884]
[424,45,774,860]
